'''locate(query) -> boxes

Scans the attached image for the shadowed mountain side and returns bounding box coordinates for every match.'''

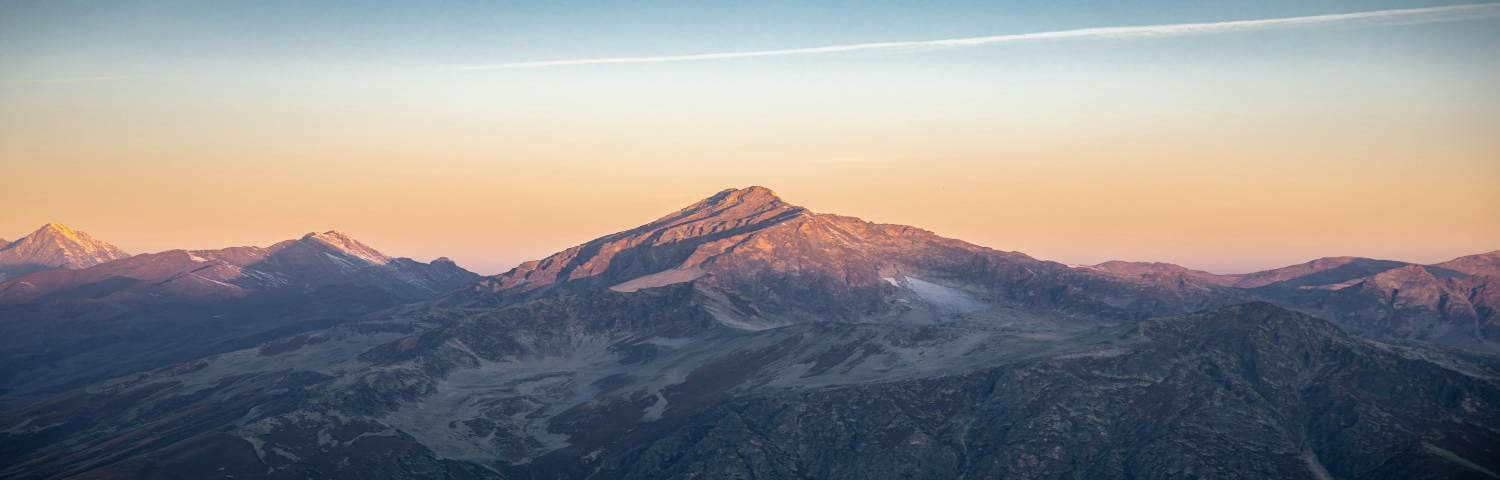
[0,232,478,399]
[5,302,1498,479]
[1088,256,1420,290]
[0,231,477,304]
[1090,253,1500,347]
[0,285,407,400]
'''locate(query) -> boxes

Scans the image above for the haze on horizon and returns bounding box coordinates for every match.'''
[2,1,1497,275]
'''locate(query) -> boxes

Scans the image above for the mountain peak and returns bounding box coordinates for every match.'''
[300,230,390,265]
[1434,249,1500,277]
[487,186,820,293]
[0,223,130,272]
[659,185,796,222]
[31,222,82,239]
[626,186,806,236]
[707,185,781,206]
[26,223,118,250]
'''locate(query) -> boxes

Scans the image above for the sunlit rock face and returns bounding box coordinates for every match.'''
[481,186,1236,329]
[0,223,130,281]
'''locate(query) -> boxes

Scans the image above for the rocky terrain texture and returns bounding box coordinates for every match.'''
[1,188,1497,479]
[0,230,477,400]
[1437,250,1500,277]
[484,186,1240,329]
[1093,253,1500,347]
[0,224,130,282]
[4,292,1496,478]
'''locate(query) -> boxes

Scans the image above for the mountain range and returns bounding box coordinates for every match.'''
[0,230,474,304]
[1,187,1497,479]
[0,228,477,399]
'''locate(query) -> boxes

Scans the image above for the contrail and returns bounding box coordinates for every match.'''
[458,3,1500,70]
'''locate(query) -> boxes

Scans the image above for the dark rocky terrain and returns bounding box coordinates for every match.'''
[0,230,478,400]
[1,188,1497,479]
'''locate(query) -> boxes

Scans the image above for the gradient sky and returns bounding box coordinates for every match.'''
[2,1,1497,274]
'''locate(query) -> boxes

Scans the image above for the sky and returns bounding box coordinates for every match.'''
[2,1,1497,274]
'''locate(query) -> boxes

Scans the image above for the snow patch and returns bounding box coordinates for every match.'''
[1302,448,1333,480]
[609,268,706,292]
[892,276,988,314]
[1424,442,1500,478]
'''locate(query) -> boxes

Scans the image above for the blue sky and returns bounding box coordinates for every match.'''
[4,1,1498,75]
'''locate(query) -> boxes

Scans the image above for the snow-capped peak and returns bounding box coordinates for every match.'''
[0,223,131,269]
[301,230,391,265]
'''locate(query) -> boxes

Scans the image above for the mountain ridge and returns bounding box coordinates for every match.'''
[0,229,476,303]
[464,186,1498,343]
[1437,250,1500,277]
[477,186,1201,329]
[0,223,130,281]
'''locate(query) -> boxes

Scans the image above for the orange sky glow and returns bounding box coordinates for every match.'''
[3,4,1497,274]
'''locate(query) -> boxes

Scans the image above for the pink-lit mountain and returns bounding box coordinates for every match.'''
[0,223,130,281]
[0,229,475,303]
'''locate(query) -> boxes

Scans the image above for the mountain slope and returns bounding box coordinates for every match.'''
[481,186,1237,329]
[5,299,1497,479]
[599,303,1500,479]
[1437,250,1500,277]
[0,231,479,397]
[1257,264,1500,344]
[0,230,477,303]
[1229,256,1414,289]
[1089,260,1235,282]
[1085,253,1500,347]
[0,224,129,281]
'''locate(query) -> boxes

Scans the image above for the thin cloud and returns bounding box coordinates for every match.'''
[459,3,1500,70]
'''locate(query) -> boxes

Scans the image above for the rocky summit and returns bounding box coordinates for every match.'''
[0,223,130,282]
[481,187,1237,329]
[1,189,1498,480]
